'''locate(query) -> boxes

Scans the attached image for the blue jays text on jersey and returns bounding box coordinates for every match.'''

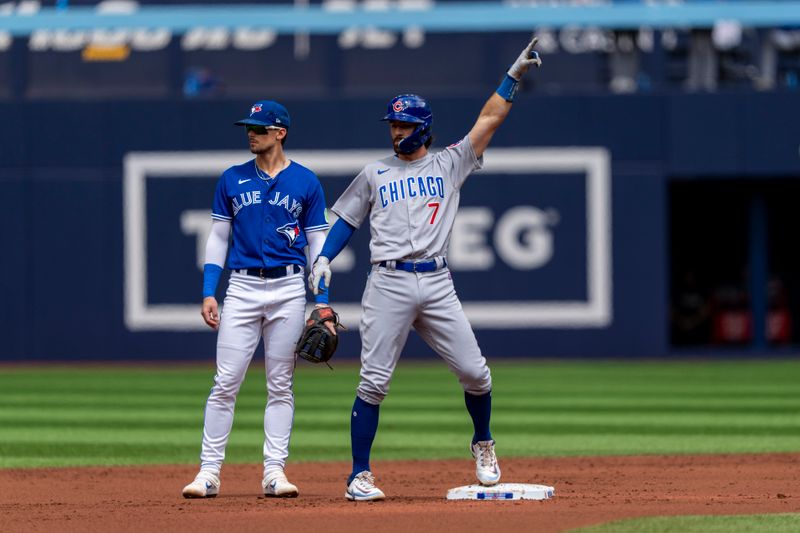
[211,159,329,270]
[231,190,305,218]
[378,175,445,208]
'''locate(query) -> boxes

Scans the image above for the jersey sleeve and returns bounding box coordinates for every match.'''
[302,177,330,233]
[211,173,232,221]
[331,168,372,228]
[439,135,484,190]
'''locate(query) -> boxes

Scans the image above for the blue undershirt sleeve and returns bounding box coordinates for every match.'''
[320,218,357,261]
[314,218,355,306]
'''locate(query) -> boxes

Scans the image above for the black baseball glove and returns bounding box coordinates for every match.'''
[295,306,344,367]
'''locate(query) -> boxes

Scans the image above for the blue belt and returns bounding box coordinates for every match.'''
[378,258,447,273]
[234,265,301,279]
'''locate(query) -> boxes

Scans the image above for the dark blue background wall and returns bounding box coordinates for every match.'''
[1,92,798,361]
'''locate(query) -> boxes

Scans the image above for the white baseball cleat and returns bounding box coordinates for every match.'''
[182,471,221,498]
[262,470,299,498]
[471,440,501,486]
[345,470,385,501]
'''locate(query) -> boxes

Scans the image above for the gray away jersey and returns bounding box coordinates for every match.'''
[332,135,483,263]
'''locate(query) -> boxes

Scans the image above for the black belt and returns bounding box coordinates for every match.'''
[378,258,447,273]
[234,265,302,279]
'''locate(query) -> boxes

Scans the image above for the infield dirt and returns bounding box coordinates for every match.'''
[2,453,798,532]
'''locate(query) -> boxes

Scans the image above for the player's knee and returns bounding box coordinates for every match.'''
[208,384,238,403]
[267,384,294,404]
[356,383,387,405]
[210,373,243,400]
[267,371,294,396]
[460,366,492,395]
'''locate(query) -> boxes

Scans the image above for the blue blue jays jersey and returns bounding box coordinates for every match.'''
[211,159,329,269]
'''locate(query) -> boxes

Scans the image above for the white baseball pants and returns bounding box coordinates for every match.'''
[199,271,306,476]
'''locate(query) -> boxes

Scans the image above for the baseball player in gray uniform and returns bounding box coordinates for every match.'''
[309,37,542,500]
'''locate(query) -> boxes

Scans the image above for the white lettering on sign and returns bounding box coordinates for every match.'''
[450,206,559,271]
[180,205,559,274]
[180,210,213,271]
[494,206,559,270]
[28,28,171,52]
[450,207,494,270]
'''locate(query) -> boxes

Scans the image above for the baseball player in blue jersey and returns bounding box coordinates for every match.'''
[308,37,542,501]
[182,101,330,499]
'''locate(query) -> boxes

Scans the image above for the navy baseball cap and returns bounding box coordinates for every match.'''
[234,100,290,129]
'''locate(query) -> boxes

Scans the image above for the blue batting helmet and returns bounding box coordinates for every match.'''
[381,94,432,154]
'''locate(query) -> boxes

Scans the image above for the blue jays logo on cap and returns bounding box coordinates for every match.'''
[235,100,291,128]
[277,221,300,245]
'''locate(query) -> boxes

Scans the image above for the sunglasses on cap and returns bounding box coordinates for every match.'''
[246,125,284,135]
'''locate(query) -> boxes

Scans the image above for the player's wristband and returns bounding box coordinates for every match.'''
[314,278,330,305]
[203,263,223,298]
[496,73,520,102]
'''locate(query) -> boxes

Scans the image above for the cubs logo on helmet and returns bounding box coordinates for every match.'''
[381,94,433,154]
[277,221,301,245]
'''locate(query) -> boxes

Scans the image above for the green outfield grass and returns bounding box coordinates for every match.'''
[1,359,799,468]
[570,513,800,532]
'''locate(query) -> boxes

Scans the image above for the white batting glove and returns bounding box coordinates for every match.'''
[309,256,332,295]
[507,36,542,81]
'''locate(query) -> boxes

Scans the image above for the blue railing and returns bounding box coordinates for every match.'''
[2,2,800,36]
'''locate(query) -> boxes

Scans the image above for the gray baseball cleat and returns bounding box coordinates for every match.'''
[345,470,385,501]
[471,440,501,486]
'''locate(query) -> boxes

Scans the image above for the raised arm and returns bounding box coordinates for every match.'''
[468,36,542,159]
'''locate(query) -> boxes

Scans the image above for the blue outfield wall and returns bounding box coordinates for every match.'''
[1,92,799,361]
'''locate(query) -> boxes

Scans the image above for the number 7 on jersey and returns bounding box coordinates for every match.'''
[427,202,440,224]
